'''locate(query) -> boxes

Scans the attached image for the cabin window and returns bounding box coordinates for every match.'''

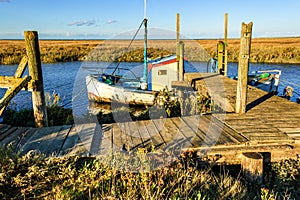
[158,70,167,75]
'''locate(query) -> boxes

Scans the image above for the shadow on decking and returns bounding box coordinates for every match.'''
[190,74,220,90]
[246,92,275,112]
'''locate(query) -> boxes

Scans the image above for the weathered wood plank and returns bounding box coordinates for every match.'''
[0,125,12,138]
[44,125,72,156]
[21,126,62,155]
[0,127,30,148]
[140,120,165,149]
[89,124,103,156]
[56,124,96,156]
[171,117,196,148]
[35,126,65,156]
[0,56,29,114]
[111,123,126,152]
[98,124,113,155]
[152,118,186,153]
[58,125,81,156]
[74,123,98,156]
[136,120,155,149]
[0,76,32,115]
[183,115,208,144]
[118,122,132,152]
[279,128,300,134]
[15,128,38,152]
[0,126,18,141]
[127,121,146,151]
[201,115,236,145]
[14,56,28,78]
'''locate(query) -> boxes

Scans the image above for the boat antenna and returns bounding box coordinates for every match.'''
[142,0,148,89]
[144,0,147,19]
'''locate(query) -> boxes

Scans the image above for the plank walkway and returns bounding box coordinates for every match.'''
[0,73,299,164]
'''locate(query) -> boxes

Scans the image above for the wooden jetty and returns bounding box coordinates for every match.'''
[1,72,299,165]
[0,26,299,175]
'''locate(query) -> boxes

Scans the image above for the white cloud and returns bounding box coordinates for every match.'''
[68,20,96,27]
[106,19,117,24]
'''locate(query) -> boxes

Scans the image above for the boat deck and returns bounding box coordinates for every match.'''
[0,73,299,164]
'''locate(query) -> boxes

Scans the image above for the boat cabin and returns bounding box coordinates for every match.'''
[147,55,185,91]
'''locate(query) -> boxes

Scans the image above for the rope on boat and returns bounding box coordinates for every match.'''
[71,78,92,103]
[111,19,146,76]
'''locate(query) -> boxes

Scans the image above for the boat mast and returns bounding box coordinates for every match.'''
[143,0,148,88]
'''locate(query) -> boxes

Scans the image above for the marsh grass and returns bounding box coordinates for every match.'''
[2,37,300,65]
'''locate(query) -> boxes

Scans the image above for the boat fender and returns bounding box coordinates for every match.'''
[140,82,147,90]
[283,86,293,100]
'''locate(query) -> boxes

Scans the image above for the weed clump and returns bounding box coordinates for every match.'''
[0,146,299,199]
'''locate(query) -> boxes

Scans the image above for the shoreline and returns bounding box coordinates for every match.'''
[1,37,300,65]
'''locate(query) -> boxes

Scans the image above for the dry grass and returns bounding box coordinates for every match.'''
[1,37,300,64]
[197,37,300,63]
[1,145,299,199]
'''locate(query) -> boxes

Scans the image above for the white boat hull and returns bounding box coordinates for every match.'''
[86,75,156,106]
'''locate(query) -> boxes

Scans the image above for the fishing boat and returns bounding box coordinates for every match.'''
[86,67,156,106]
[207,59,282,93]
[86,1,183,106]
[228,70,281,93]
[86,54,182,106]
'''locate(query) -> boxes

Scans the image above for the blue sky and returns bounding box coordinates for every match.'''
[0,0,299,39]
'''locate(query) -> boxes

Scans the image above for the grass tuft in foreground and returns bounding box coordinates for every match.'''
[0,146,299,199]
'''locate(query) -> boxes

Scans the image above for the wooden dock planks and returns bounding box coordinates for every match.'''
[0,72,299,163]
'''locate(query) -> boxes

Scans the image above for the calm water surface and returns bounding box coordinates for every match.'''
[0,61,299,111]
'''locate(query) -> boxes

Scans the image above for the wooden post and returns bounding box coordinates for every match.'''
[241,152,263,184]
[176,13,180,44]
[24,31,48,127]
[178,41,184,81]
[224,13,228,76]
[176,13,181,81]
[217,41,225,75]
[236,22,253,114]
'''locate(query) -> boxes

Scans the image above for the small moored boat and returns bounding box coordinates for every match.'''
[86,0,183,106]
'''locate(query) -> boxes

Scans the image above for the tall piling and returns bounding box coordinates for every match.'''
[24,31,48,127]
[236,22,253,114]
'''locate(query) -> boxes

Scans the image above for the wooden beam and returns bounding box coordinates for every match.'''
[0,76,32,115]
[0,76,33,91]
[236,22,253,114]
[0,55,28,115]
[24,31,48,127]
[14,56,28,78]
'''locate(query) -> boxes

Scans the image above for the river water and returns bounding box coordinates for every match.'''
[0,61,299,112]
